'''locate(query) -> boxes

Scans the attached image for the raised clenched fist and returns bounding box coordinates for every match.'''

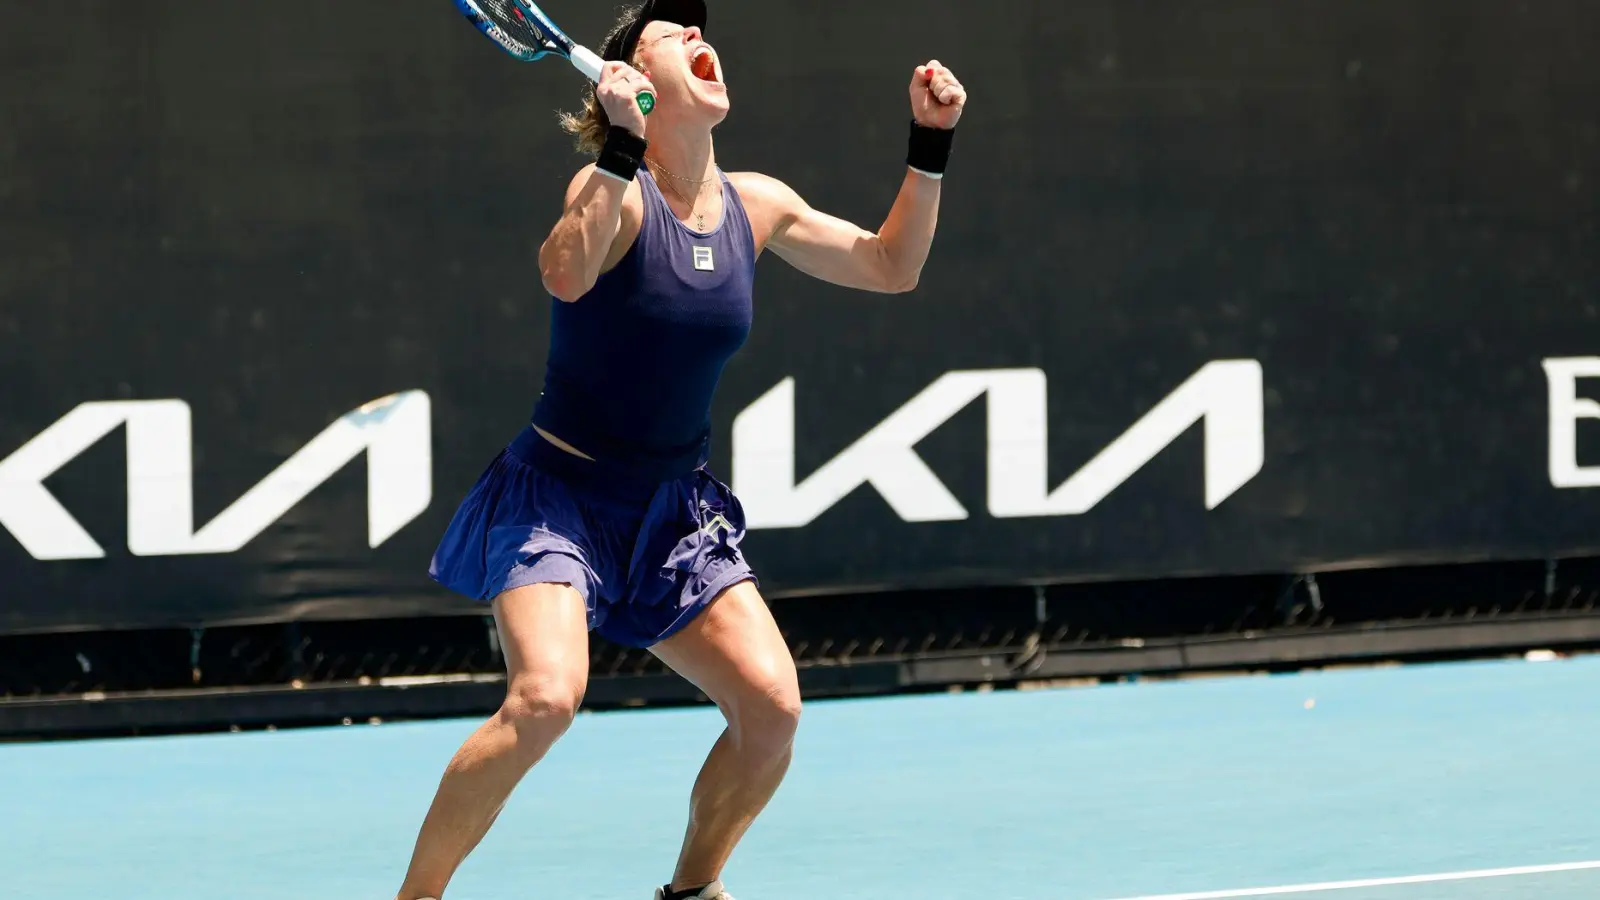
[910,60,966,130]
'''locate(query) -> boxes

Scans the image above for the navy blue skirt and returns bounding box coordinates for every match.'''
[429,426,756,648]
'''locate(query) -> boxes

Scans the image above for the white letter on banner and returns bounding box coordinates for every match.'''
[731,372,1006,529]
[987,360,1265,516]
[731,362,1264,530]
[0,401,146,560]
[1543,357,1600,488]
[0,391,432,560]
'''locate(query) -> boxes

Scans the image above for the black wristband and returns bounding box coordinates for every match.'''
[596,125,648,181]
[907,120,955,177]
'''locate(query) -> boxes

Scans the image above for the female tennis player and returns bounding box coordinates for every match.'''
[400,2,965,898]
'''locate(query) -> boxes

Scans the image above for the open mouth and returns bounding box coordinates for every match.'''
[690,47,720,83]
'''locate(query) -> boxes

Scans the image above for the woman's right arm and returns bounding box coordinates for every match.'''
[539,62,654,303]
[538,165,636,303]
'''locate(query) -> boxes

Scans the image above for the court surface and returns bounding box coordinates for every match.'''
[7,653,1598,900]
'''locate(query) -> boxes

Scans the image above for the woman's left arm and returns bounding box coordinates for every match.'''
[737,61,967,295]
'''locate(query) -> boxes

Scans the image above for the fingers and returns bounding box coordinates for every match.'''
[598,63,653,106]
[595,62,654,132]
[913,60,965,107]
[600,61,650,92]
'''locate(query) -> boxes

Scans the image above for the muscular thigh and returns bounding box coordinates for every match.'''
[649,580,798,713]
[493,583,592,706]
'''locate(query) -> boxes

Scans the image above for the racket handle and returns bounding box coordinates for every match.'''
[568,45,604,81]
[569,45,655,116]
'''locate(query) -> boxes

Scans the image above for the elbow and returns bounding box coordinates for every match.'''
[539,247,591,303]
[885,268,922,294]
[873,238,922,294]
[543,274,589,304]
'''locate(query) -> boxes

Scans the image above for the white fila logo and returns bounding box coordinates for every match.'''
[693,246,715,272]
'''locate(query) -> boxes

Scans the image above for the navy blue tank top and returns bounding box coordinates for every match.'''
[531,167,756,477]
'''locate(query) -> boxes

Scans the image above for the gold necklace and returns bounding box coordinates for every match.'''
[647,159,715,231]
[648,157,715,188]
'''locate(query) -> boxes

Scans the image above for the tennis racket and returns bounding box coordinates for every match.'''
[452,0,656,115]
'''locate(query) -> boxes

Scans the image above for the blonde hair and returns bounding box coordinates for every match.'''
[558,12,645,156]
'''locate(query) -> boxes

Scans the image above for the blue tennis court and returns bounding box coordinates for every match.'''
[8,653,1598,899]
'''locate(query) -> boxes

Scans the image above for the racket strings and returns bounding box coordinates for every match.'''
[474,0,549,48]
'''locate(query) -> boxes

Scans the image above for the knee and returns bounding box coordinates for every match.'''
[729,679,802,756]
[499,675,584,742]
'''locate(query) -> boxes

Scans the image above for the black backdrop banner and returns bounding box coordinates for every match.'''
[2,2,1597,634]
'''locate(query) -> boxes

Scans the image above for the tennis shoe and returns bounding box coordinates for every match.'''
[655,881,733,900]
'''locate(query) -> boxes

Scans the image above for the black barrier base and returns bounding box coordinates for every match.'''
[4,612,1598,742]
[6,555,1600,741]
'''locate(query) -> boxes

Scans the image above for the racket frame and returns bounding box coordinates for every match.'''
[452,0,653,114]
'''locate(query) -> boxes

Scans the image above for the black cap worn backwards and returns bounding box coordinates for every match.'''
[600,0,708,63]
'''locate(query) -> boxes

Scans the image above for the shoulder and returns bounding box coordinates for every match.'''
[725,171,809,248]
[725,171,805,214]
